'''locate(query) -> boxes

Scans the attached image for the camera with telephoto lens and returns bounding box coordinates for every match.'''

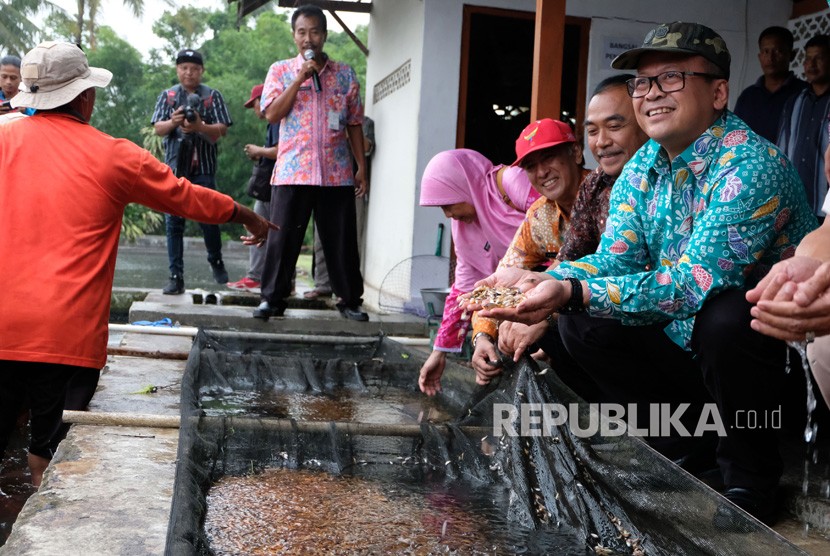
[182,93,201,123]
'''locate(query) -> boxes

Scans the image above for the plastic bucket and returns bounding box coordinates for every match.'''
[420,287,450,317]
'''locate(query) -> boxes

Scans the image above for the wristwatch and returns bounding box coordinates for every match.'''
[558,277,585,315]
[472,331,495,349]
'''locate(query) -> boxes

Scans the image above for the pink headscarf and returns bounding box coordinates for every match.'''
[420,149,539,291]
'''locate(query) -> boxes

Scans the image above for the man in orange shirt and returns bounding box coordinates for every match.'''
[0,42,275,486]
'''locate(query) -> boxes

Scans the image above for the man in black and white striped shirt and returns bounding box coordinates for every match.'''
[151,48,233,294]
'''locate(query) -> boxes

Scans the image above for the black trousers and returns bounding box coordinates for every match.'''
[547,289,797,491]
[0,361,95,460]
[261,185,364,309]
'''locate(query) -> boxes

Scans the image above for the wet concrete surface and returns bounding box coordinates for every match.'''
[114,235,259,291]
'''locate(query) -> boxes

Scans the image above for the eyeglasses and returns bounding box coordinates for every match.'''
[626,71,724,98]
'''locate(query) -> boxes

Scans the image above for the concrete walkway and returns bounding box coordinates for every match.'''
[129,289,427,337]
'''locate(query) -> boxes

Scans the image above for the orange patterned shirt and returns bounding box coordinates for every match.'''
[497,195,571,271]
[473,170,588,340]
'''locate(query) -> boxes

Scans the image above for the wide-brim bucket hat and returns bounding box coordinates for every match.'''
[12,41,112,111]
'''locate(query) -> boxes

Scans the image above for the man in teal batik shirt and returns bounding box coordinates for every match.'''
[469,22,816,526]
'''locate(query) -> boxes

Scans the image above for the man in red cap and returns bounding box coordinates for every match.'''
[227,84,280,293]
[468,119,586,380]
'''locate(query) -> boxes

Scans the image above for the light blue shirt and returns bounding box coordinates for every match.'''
[0,91,35,116]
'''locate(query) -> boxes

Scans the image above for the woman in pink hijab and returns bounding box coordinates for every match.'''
[417,148,539,395]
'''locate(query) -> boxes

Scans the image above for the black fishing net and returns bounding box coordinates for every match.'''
[166,330,806,555]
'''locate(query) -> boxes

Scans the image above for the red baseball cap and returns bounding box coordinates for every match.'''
[512,119,576,166]
[244,84,264,108]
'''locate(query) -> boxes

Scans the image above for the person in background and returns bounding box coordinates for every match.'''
[0,42,274,487]
[470,119,588,384]
[777,34,830,223]
[473,76,649,385]
[417,148,540,396]
[227,84,279,294]
[464,22,817,525]
[747,197,830,408]
[358,115,376,271]
[255,4,368,321]
[734,26,807,142]
[0,55,35,116]
[151,48,233,294]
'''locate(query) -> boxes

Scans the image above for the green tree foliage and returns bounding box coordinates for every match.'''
[207,11,296,205]
[0,0,63,55]
[87,27,154,144]
[74,0,146,48]
[151,5,211,55]
[121,201,163,241]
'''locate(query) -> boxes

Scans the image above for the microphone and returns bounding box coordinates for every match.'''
[303,49,322,93]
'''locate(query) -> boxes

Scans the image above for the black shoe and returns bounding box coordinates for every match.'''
[672,449,723,490]
[210,260,229,284]
[713,486,777,528]
[252,301,285,321]
[162,275,184,295]
[338,305,369,322]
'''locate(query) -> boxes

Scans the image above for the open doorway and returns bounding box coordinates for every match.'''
[456,6,590,163]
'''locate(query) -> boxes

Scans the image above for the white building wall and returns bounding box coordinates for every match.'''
[362,0,794,310]
[362,0,425,309]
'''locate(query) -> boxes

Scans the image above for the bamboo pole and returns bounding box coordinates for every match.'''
[63,410,180,428]
[208,330,379,344]
[62,410,492,438]
[107,325,431,346]
[108,323,199,336]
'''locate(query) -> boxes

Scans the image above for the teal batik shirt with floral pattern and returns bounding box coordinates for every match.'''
[550,111,817,350]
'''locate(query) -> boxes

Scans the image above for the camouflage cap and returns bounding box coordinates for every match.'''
[611,22,731,78]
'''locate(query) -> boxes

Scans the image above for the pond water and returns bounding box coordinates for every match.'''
[113,239,250,291]
[200,384,453,425]
[0,418,35,548]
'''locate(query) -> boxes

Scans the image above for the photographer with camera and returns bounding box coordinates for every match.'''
[151,48,232,295]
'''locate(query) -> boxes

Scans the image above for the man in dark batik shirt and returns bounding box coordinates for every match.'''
[558,75,648,262]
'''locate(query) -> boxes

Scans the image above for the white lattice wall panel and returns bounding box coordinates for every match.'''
[790,9,830,79]
[372,59,411,105]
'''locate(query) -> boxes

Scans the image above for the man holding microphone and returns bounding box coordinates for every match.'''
[254,4,369,322]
